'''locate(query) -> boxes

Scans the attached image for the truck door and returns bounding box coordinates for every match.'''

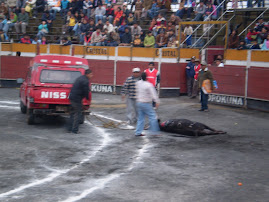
[21,68,32,105]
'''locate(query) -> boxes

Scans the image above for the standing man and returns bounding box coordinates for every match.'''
[144,62,160,88]
[135,72,160,137]
[68,69,93,134]
[191,58,201,99]
[198,62,214,112]
[186,56,195,97]
[121,67,141,125]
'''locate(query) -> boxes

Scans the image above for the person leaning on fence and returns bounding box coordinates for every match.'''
[121,67,141,125]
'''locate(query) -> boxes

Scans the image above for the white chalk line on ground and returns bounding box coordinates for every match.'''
[0,105,20,109]
[60,115,152,202]
[0,121,112,199]
[0,101,20,105]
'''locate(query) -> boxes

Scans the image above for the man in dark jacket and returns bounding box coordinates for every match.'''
[119,27,132,46]
[79,18,89,44]
[41,11,53,29]
[68,69,93,134]
[33,0,46,18]
[186,56,195,97]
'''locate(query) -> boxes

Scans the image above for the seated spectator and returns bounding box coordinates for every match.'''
[237,40,248,50]
[141,0,152,19]
[184,24,193,47]
[0,3,8,17]
[255,18,267,32]
[75,0,84,14]
[119,12,127,26]
[130,21,142,39]
[83,0,93,19]
[113,7,123,26]
[193,2,206,21]
[60,0,70,18]
[118,20,128,38]
[100,28,108,46]
[107,31,120,46]
[250,40,260,49]
[15,8,28,34]
[32,36,40,44]
[33,0,46,18]
[37,20,48,39]
[84,32,92,45]
[167,30,176,47]
[134,0,143,21]
[92,0,102,9]
[94,4,105,24]
[25,0,35,17]
[215,59,224,67]
[62,10,71,34]
[204,3,213,20]
[68,0,77,14]
[228,30,239,49]
[156,13,166,27]
[40,36,47,44]
[103,4,114,24]
[155,31,167,48]
[80,12,89,23]
[261,34,269,50]
[0,29,8,42]
[169,14,181,27]
[119,27,132,46]
[257,27,268,44]
[79,18,89,44]
[95,18,103,30]
[16,0,26,15]
[68,14,76,35]
[140,30,145,42]
[127,12,136,26]
[166,21,175,32]
[157,21,166,35]
[3,11,17,37]
[158,0,171,16]
[42,11,53,30]
[149,18,157,31]
[176,0,194,20]
[144,31,155,48]
[74,11,81,22]
[61,37,72,45]
[20,34,31,43]
[50,0,61,20]
[133,33,142,47]
[103,20,114,33]
[0,16,7,31]
[245,29,258,44]
[90,27,103,46]
[122,3,130,16]
[88,18,96,33]
[148,0,159,19]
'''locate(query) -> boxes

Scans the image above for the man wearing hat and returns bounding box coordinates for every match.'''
[191,58,201,98]
[198,62,214,112]
[121,67,141,124]
[186,56,195,97]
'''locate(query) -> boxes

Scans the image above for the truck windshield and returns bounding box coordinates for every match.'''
[40,69,82,84]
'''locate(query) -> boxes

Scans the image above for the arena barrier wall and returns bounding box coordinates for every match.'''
[0,43,269,111]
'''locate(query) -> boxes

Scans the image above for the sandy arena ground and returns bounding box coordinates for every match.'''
[0,88,269,202]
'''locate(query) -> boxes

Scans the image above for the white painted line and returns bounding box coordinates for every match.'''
[0,101,20,105]
[0,121,112,199]
[0,105,20,109]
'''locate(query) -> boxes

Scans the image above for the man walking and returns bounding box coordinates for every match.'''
[68,69,93,134]
[191,58,201,99]
[121,67,141,125]
[186,56,195,97]
[135,72,160,136]
[198,62,214,112]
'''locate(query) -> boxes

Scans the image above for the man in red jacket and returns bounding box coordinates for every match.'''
[144,62,160,88]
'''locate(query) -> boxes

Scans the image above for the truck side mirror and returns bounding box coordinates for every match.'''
[17,78,24,84]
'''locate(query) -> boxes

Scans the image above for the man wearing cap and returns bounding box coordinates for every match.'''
[198,62,214,112]
[186,56,195,97]
[121,67,141,124]
[103,4,114,24]
[191,58,201,98]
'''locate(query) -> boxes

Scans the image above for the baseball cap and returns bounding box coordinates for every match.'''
[201,61,207,66]
[191,56,196,60]
[133,67,141,72]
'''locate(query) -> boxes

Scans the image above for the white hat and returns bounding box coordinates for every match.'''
[132,67,141,72]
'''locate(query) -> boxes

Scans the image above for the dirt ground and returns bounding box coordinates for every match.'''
[0,88,269,202]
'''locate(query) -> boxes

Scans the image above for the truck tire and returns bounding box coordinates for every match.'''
[80,114,85,124]
[20,101,27,114]
[27,109,35,125]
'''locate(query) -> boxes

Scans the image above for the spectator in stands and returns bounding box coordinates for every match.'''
[40,36,47,44]
[155,31,167,48]
[204,3,213,20]
[33,0,46,18]
[62,10,71,34]
[184,24,193,47]
[0,15,7,31]
[140,30,145,42]
[3,11,17,37]
[215,59,224,67]
[90,27,102,46]
[76,0,84,14]
[0,29,8,42]
[15,8,28,34]
[84,32,91,45]
[122,3,130,16]
[254,18,266,32]
[134,0,143,21]
[79,18,89,43]
[237,40,248,50]
[25,0,34,17]
[37,20,48,39]
[167,30,176,47]
[255,0,265,7]
[169,14,181,27]
[7,0,17,14]
[193,2,206,21]
[130,21,141,39]
[157,21,166,35]
[257,27,268,44]
[60,0,70,18]
[144,31,155,48]
[176,0,194,20]
[149,18,156,31]
[20,34,31,43]
[103,20,114,33]
[166,21,174,32]
[107,31,120,46]
[127,12,136,25]
[119,12,127,26]
[113,6,123,26]
[141,0,152,19]
[92,0,102,9]
[103,4,114,24]
[42,11,53,30]
[228,30,239,49]
[261,34,269,50]
[100,28,108,46]
[62,36,72,45]
[120,27,132,46]
[88,18,96,33]
[68,14,76,35]
[83,0,92,19]
[16,0,26,15]
[32,36,39,44]
[0,3,8,16]
[50,0,61,20]
[118,20,128,38]
[94,4,105,24]
[250,40,260,49]
[245,28,258,44]
[153,13,166,36]
[133,33,142,47]
[148,0,159,19]
[95,18,103,30]
[80,12,89,22]
[69,0,77,14]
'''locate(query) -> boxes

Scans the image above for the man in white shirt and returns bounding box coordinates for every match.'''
[215,59,224,67]
[135,72,160,136]
[103,20,114,33]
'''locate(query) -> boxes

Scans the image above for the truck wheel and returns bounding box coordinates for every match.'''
[27,109,35,125]
[20,101,27,114]
[80,114,85,124]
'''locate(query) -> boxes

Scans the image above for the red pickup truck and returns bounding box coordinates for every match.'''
[18,55,91,125]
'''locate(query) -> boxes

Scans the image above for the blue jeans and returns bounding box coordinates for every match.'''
[186,35,192,46]
[37,31,46,39]
[95,15,103,24]
[135,102,160,135]
[200,89,208,110]
[90,42,102,46]
[68,101,82,133]
[103,15,113,24]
